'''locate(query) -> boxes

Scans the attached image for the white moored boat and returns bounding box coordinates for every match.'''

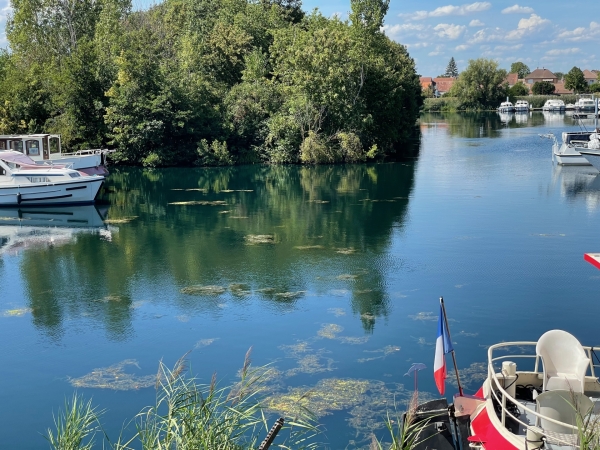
[0,134,113,176]
[575,96,596,112]
[0,151,104,206]
[412,329,600,450]
[543,100,566,112]
[514,100,529,113]
[498,99,515,113]
[542,131,598,166]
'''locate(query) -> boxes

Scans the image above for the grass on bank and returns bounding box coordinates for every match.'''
[46,350,431,450]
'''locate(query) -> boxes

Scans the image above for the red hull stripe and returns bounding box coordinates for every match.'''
[584,253,600,270]
[471,405,519,450]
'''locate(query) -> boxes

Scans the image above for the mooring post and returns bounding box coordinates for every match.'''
[258,417,285,450]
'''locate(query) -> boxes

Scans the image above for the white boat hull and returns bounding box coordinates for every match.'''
[554,143,592,166]
[0,178,104,206]
[579,151,600,171]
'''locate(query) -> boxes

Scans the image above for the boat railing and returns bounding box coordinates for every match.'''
[61,149,115,157]
[488,341,600,446]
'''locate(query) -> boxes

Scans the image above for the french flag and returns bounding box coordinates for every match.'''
[434,304,454,395]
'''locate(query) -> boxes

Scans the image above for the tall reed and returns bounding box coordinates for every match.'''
[46,394,104,450]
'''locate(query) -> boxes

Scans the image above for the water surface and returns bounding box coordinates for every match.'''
[2,111,600,448]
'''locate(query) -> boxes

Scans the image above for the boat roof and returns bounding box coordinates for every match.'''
[0,151,38,165]
[0,134,59,139]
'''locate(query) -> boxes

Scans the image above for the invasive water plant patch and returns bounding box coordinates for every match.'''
[3,307,32,317]
[168,201,227,206]
[194,338,219,349]
[244,234,275,245]
[180,285,227,295]
[103,216,138,224]
[294,245,325,250]
[68,360,155,391]
[336,247,357,254]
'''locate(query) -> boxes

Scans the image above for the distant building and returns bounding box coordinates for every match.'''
[524,68,558,85]
[553,81,573,95]
[419,77,435,92]
[505,73,519,87]
[432,77,456,96]
[583,70,599,85]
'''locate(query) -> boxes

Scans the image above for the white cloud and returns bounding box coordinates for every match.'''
[469,19,484,27]
[505,14,550,40]
[545,48,581,56]
[455,44,470,51]
[557,22,600,42]
[494,44,523,51]
[401,2,491,21]
[502,5,534,14]
[434,23,466,40]
[428,45,446,56]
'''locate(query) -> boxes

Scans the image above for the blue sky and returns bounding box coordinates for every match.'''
[305,0,599,77]
[1,0,598,78]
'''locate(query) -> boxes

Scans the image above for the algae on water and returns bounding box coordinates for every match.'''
[68,360,155,390]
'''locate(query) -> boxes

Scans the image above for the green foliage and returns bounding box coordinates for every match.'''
[3,0,421,165]
[422,97,464,112]
[532,81,556,95]
[448,58,508,108]
[508,82,529,99]
[444,57,458,77]
[564,66,588,94]
[510,62,530,79]
[516,95,577,108]
[590,83,600,93]
[46,394,104,450]
[554,71,564,81]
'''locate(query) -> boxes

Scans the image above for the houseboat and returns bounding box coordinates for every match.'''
[514,100,529,113]
[574,95,596,112]
[542,99,566,112]
[0,134,113,176]
[498,99,515,113]
[0,151,104,206]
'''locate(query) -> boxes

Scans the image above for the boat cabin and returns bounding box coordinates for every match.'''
[0,134,62,161]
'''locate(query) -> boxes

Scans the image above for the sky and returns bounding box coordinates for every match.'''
[0,0,598,78]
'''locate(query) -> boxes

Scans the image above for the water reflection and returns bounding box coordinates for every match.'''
[421,111,547,138]
[552,165,600,211]
[14,163,418,338]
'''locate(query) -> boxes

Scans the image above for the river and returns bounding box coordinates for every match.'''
[2,111,600,449]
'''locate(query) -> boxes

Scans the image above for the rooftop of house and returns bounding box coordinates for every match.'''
[553,81,573,95]
[419,77,434,90]
[583,69,598,80]
[505,73,518,85]
[525,68,556,79]
[433,77,456,92]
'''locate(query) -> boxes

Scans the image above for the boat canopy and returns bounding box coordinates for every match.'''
[0,151,37,165]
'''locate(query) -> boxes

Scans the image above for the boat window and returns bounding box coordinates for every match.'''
[49,138,61,154]
[0,140,6,150]
[26,140,40,156]
[27,176,50,183]
[9,141,23,153]
[0,167,5,175]
[69,172,81,178]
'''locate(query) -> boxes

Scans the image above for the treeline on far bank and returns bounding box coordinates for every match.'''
[0,0,422,167]
[423,95,580,112]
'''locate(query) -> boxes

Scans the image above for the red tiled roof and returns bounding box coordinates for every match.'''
[420,77,434,90]
[505,73,518,86]
[525,68,556,79]
[583,69,598,80]
[553,81,573,95]
[433,77,456,93]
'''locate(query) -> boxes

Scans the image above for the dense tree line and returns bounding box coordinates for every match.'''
[0,0,422,166]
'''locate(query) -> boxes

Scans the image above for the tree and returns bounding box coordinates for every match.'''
[447,58,507,108]
[564,66,588,93]
[532,81,555,95]
[508,82,529,97]
[510,61,530,79]
[554,72,564,81]
[444,57,458,77]
[589,83,600,93]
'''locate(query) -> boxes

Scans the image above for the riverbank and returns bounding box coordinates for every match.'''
[423,94,580,112]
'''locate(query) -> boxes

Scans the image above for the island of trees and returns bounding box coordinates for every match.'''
[0,0,422,166]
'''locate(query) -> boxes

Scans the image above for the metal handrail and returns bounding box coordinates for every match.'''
[487,341,599,440]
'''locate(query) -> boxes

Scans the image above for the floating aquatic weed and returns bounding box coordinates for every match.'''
[285,354,335,377]
[336,248,356,255]
[185,188,207,192]
[279,341,311,356]
[256,287,277,294]
[394,196,409,199]
[447,362,487,390]
[458,330,478,337]
[229,283,251,296]
[455,284,464,288]
[356,289,373,295]
[336,274,358,281]
[194,338,219,349]
[176,315,190,322]
[328,308,346,317]
[274,291,305,300]
[411,336,433,346]
[409,311,436,321]
[3,308,32,317]
[370,199,397,203]
[104,216,138,224]
[293,245,325,250]
[229,216,249,219]
[68,360,155,390]
[130,301,145,310]
[361,313,375,321]
[244,235,275,245]
[338,336,369,345]
[266,378,371,418]
[317,323,344,339]
[307,200,330,204]
[357,345,400,363]
[180,285,227,295]
[220,189,253,193]
[101,295,123,303]
[168,201,227,206]
[218,210,230,214]
[329,289,350,297]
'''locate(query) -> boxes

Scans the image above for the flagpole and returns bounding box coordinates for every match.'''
[440,297,464,397]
